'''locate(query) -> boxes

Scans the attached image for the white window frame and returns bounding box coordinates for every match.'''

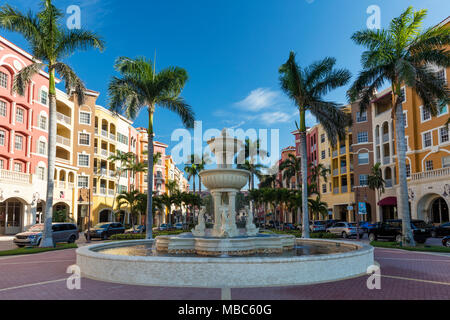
[356,111,367,123]
[14,135,23,150]
[403,111,408,128]
[442,156,450,169]
[39,88,48,105]
[438,104,449,117]
[439,127,449,145]
[357,131,369,144]
[422,130,433,149]
[359,174,369,186]
[79,111,91,125]
[406,164,411,178]
[78,175,89,188]
[37,167,45,180]
[14,162,22,173]
[16,107,24,123]
[0,72,8,89]
[38,140,46,155]
[425,160,434,172]
[39,115,47,131]
[0,130,4,146]
[0,100,6,117]
[358,153,369,165]
[0,159,4,170]
[78,153,90,167]
[420,106,432,123]
[78,132,91,146]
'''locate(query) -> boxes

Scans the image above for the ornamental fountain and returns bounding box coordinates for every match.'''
[76,128,374,288]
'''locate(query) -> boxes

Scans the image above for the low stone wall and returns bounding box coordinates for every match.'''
[76,239,374,288]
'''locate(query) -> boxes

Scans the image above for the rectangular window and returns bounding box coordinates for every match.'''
[359,174,368,186]
[321,150,326,160]
[356,111,367,122]
[14,162,22,173]
[422,106,431,122]
[406,164,411,178]
[425,160,434,171]
[16,107,24,123]
[423,131,432,148]
[78,176,89,188]
[0,159,4,169]
[322,184,327,193]
[79,133,90,146]
[79,112,91,125]
[439,127,449,144]
[357,132,369,144]
[40,89,48,105]
[438,104,448,116]
[399,87,406,103]
[78,154,90,167]
[320,134,325,143]
[0,101,6,117]
[117,133,129,145]
[15,135,23,150]
[0,130,4,146]
[0,72,8,88]
[443,156,450,168]
[37,167,45,180]
[358,153,369,165]
[39,116,47,130]
[38,141,46,155]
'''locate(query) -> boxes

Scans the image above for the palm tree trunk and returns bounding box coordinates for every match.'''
[300,129,310,238]
[41,69,57,248]
[199,175,202,195]
[146,110,155,239]
[296,173,301,225]
[394,101,415,246]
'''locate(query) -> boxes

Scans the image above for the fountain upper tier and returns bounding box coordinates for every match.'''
[207,128,244,169]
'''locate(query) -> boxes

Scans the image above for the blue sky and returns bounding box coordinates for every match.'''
[2,0,450,179]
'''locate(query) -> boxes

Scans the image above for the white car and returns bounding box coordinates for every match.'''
[175,223,184,230]
[326,222,364,238]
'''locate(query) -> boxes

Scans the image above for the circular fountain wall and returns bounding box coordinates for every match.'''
[76,239,374,288]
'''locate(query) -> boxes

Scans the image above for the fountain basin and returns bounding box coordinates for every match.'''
[155,233,295,256]
[76,239,374,288]
[199,169,250,190]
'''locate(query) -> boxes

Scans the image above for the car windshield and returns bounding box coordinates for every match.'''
[412,221,429,228]
[94,224,109,229]
[28,225,44,232]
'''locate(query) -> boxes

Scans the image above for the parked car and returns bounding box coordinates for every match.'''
[326,222,364,239]
[359,221,377,233]
[324,219,340,229]
[443,236,450,247]
[310,221,327,232]
[368,220,432,244]
[125,225,146,234]
[158,224,169,231]
[431,222,450,238]
[174,223,184,230]
[85,222,125,240]
[283,223,296,231]
[14,223,79,247]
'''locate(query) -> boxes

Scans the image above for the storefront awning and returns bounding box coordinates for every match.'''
[378,197,397,206]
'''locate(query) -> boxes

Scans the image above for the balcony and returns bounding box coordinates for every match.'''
[109,170,116,178]
[68,183,75,189]
[56,157,70,164]
[57,112,71,125]
[100,168,107,176]
[333,188,339,194]
[341,167,347,174]
[56,135,70,147]
[383,156,390,165]
[412,167,450,182]
[385,179,393,188]
[100,187,107,195]
[94,147,98,155]
[341,186,348,193]
[109,133,116,141]
[383,133,389,143]
[108,189,115,196]
[333,169,339,176]
[0,169,32,184]
[340,147,346,155]
[101,149,108,157]
[101,129,108,138]
[332,150,338,158]
[57,181,66,189]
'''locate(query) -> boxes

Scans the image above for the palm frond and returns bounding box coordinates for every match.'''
[56,28,105,58]
[53,62,86,105]
[12,62,44,96]
[158,96,195,129]
[0,5,43,44]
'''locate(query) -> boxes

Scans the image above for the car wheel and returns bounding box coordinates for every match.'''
[16,245,25,248]
[342,232,348,239]
[444,240,450,248]
[68,235,76,244]
[431,231,437,238]
[396,235,402,243]
[368,233,377,242]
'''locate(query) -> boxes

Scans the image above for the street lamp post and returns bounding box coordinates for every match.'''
[79,188,91,243]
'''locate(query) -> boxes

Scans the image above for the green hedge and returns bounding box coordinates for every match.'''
[110,230,187,241]
[370,241,450,253]
[0,243,77,257]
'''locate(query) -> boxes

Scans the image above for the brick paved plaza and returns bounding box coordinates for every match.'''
[0,246,449,300]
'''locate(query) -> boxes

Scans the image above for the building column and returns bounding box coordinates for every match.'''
[9,129,15,154]
[11,102,16,125]
[26,135,31,158]
[388,120,394,162]
[28,108,33,131]
[212,191,222,231]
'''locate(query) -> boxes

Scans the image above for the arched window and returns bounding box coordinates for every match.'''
[39,114,47,130]
[0,100,7,117]
[37,139,47,155]
[39,88,48,105]
[0,71,8,89]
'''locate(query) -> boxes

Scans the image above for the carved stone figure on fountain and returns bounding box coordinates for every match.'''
[192,206,207,237]
[245,205,259,236]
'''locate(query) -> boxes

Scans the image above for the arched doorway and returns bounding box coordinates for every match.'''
[431,198,449,224]
[99,209,113,223]
[0,198,26,235]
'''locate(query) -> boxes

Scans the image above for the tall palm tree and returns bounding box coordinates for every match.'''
[108,151,134,212]
[280,154,302,224]
[0,0,105,247]
[348,7,450,246]
[308,196,329,221]
[109,57,195,239]
[368,163,386,203]
[184,163,198,194]
[279,53,351,239]
[310,163,331,198]
[126,160,147,191]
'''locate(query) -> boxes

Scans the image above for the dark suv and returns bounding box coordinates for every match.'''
[85,222,125,240]
[368,219,432,244]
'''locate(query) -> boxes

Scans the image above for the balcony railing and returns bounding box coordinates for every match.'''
[341,185,348,193]
[333,188,339,194]
[383,133,389,143]
[68,183,75,189]
[412,167,450,182]
[0,169,32,184]
[101,130,108,138]
[56,112,71,125]
[109,170,116,177]
[109,133,116,141]
[56,157,70,164]
[383,156,390,165]
[56,135,70,147]
[108,189,115,196]
[333,169,339,176]
[332,150,338,158]
[100,168,107,176]
[58,181,66,188]
[340,147,346,155]
[100,187,107,195]
[385,179,393,188]
[101,149,108,157]
[341,167,347,174]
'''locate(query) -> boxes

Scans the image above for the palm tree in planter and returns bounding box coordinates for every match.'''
[109,56,195,239]
[0,0,105,247]
[348,6,450,246]
[279,52,352,238]
[368,163,386,204]
[308,196,329,221]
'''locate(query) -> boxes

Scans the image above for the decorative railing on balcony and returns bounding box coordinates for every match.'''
[332,150,338,158]
[102,130,108,138]
[385,179,393,188]
[341,167,347,174]
[412,167,450,181]
[333,169,339,176]
[341,186,348,193]
[383,133,389,143]
[109,133,116,141]
[108,189,115,196]
[100,168,107,176]
[0,169,32,184]
[109,170,116,177]
[56,135,70,147]
[383,156,390,165]
[56,112,71,125]
[101,149,108,157]
[333,188,339,194]
[56,157,70,164]
[340,147,346,155]
[100,187,107,195]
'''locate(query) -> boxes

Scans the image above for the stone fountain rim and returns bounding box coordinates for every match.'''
[77,238,373,264]
[198,168,250,177]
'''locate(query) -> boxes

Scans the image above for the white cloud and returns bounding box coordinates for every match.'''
[260,111,292,125]
[235,88,281,112]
